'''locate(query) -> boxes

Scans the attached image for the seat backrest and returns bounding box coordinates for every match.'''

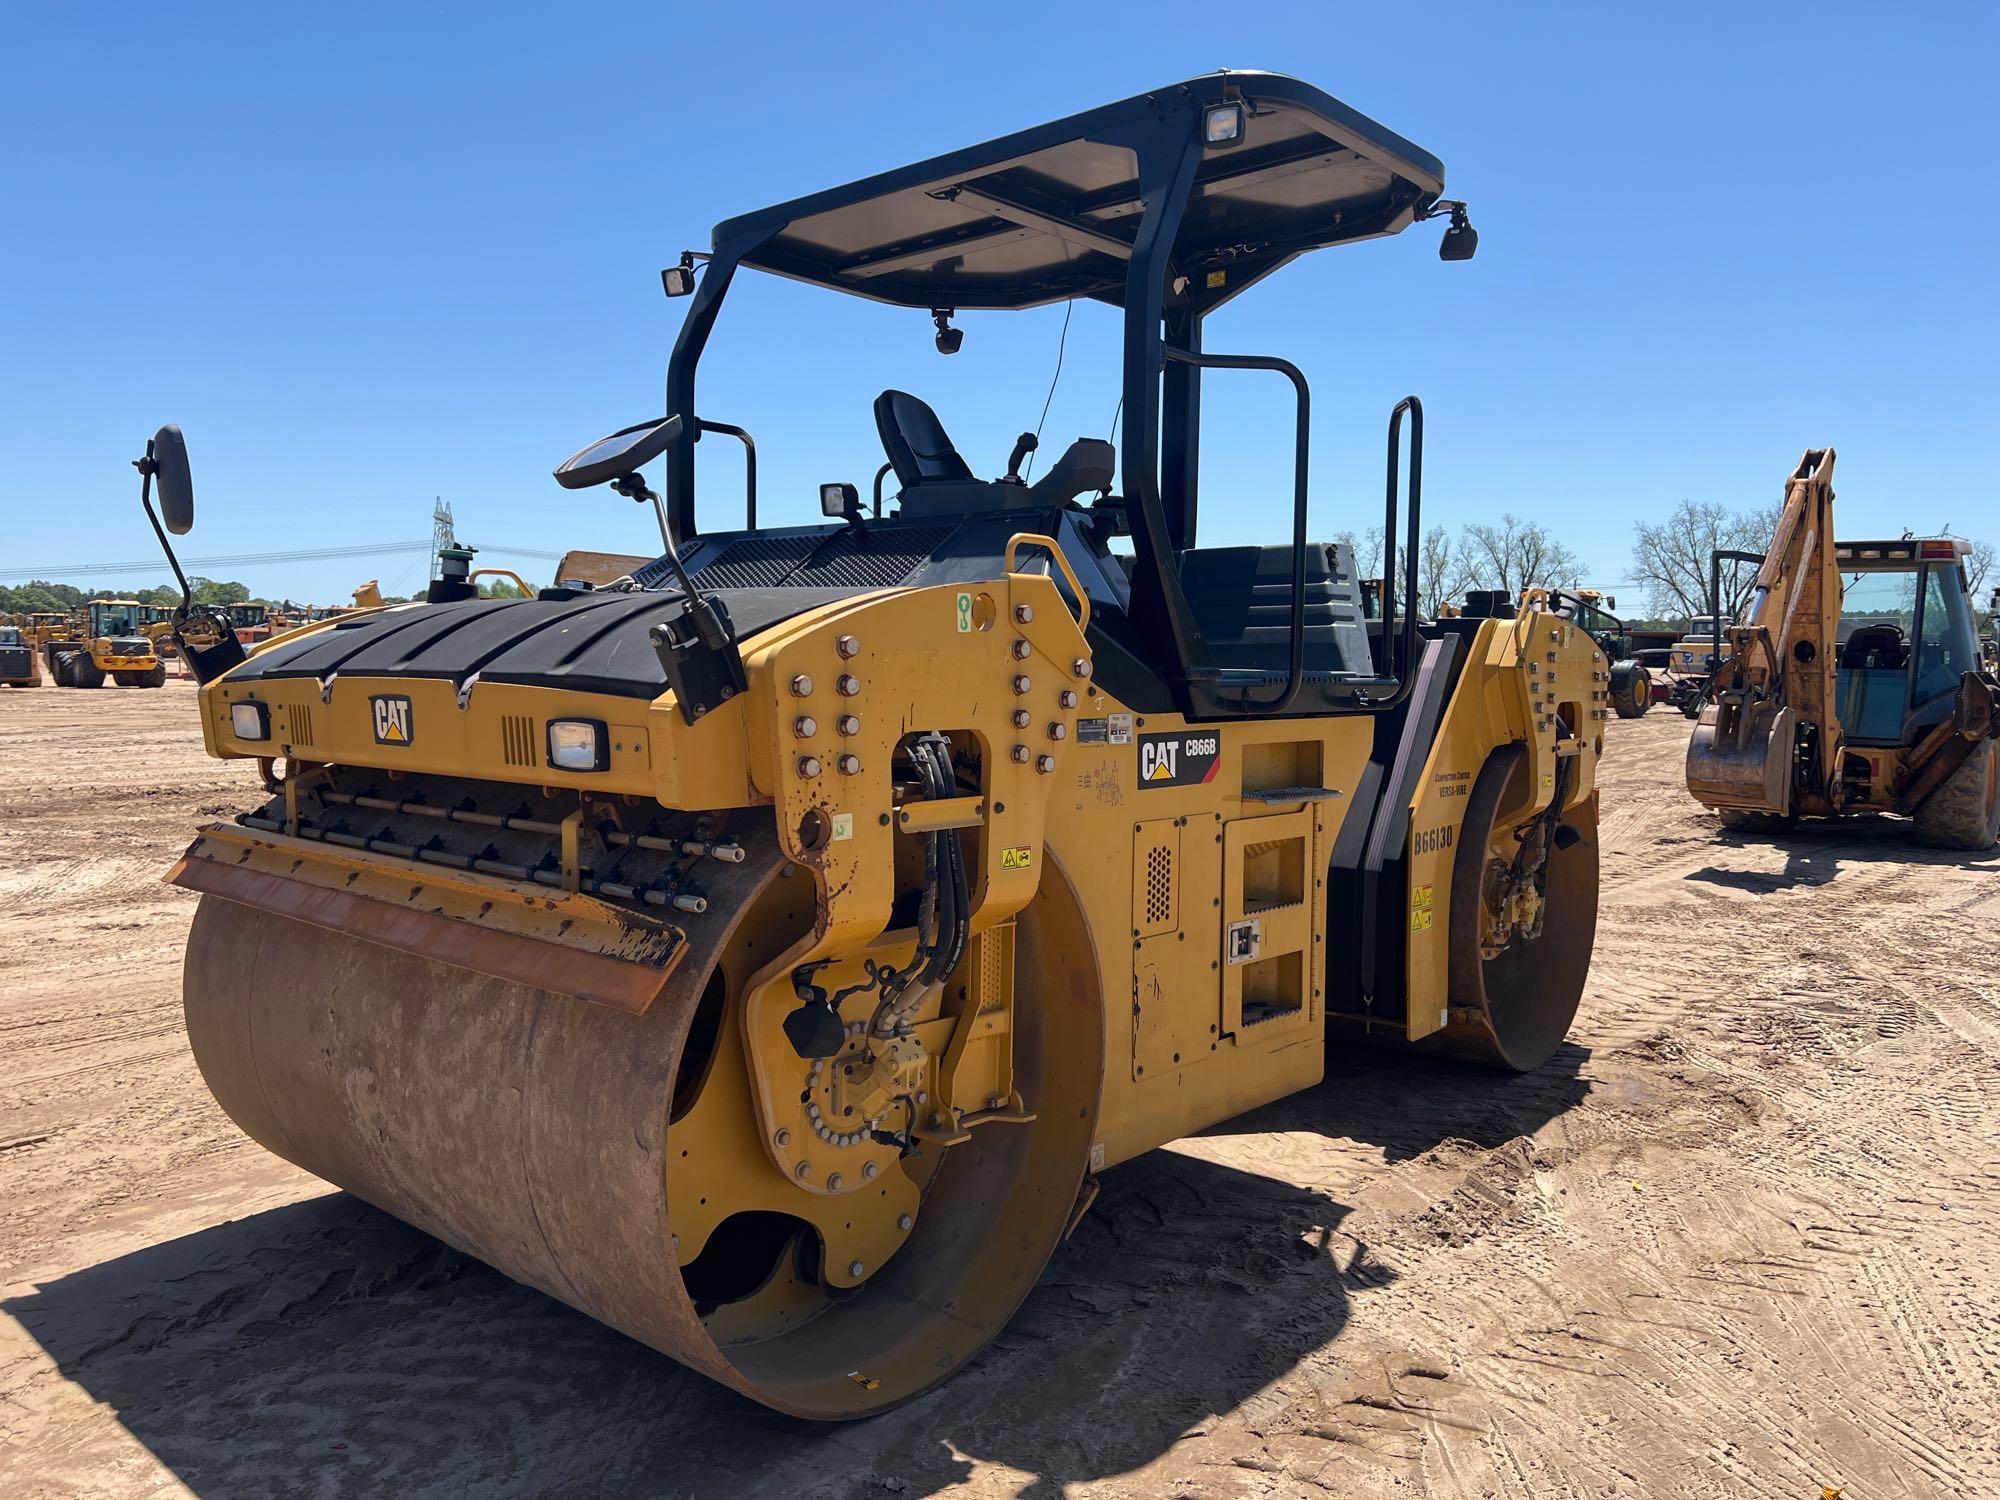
[874,390,975,488]
[1841,623,1905,668]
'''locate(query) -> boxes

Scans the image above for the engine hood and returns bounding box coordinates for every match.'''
[219,587,865,700]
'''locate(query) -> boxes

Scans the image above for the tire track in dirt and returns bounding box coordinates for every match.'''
[3,683,1998,1497]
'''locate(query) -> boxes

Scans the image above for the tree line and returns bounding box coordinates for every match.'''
[0,577,262,615]
[8,510,1992,627]
[1342,502,1994,627]
[0,577,488,615]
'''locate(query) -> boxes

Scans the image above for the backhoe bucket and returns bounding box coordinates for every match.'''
[1687,700,1794,812]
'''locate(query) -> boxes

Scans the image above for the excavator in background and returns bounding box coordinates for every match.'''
[1686,449,2000,848]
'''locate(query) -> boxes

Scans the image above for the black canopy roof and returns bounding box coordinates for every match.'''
[714,71,1446,311]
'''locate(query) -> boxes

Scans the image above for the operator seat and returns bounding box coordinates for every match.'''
[874,390,976,488]
[1841,623,1907,669]
[874,389,1116,519]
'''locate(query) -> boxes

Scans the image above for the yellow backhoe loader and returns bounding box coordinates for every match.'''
[1687,449,2000,847]
[142,74,1608,1418]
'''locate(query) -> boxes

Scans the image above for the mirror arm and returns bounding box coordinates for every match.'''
[134,442,194,613]
[609,471,703,598]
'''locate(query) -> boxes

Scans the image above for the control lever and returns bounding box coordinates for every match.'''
[1002,431,1038,485]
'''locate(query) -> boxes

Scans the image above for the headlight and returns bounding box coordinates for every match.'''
[1203,102,1246,146]
[546,718,608,772]
[230,700,270,741]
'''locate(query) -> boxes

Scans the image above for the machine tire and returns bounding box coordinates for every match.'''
[1424,741,1598,1073]
[51,651,77,688]
[1610,663,1651,719]
[138,663,167,688]
[70,655,104,689]
[1716,807,1796,835]
[1910,739,2000,851]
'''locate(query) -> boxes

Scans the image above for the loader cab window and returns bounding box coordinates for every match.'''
[1835,564,1978,743]
[1913,565,1978,703]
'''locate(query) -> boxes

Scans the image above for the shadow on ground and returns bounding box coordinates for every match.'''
[5,1047,1588,1498]
[1683,812,2000,894]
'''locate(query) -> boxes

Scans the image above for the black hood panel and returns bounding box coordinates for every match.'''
[224,587,863,700]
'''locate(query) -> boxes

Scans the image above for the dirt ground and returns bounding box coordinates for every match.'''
[1,678,1995,1498]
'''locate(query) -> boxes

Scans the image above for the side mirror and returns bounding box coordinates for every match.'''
[554,415,684,490]
[153,424,194,534]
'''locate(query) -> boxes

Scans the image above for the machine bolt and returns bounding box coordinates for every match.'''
[1012,674,1032,694]
[837,753,862,775]
[916,1091,928,1104]
[1059,689,1078,709]
[837,713,860,736]
[897,1214,914,1231]
[862,1160,879,1180]
[1013,603,1034,624]
[827,1172,844,1190]
[1071,658,1091,678]
[1047,722,1067,741]
[849,1260,866,1278]
[790,673,813,696]
[798,755,822,778]
[1012,708,1032,729]
[836,634,861,659]
[773,1128,791,1147]
[794,715,817,737]
[1012,744,1031,763]
[1012,639,1032,660]
[1036,754,1057,774]
[807,1102,822,1119]
[836,673,862,696]
[796,1160,812,1179]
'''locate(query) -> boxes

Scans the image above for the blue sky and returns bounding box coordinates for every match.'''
[2,2,1993,605]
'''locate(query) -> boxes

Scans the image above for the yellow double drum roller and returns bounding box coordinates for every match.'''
[155,74,1605,1417]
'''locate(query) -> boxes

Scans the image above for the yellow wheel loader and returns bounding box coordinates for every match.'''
[0,623,41,687]
[143,74,1607,1418]
[1686,449,2000,848]
[41,600,166,687]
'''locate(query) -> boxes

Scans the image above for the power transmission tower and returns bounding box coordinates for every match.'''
[429,498,456,578]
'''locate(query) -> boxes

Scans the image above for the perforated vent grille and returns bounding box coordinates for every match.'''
[502,714,537,768]
[630,525,955,595]
[1144,846,1174,927]
[283,703,315,748]
[789,526,955,589]
[689,535,822,589]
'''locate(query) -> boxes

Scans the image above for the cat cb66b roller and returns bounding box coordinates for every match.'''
[143,73,1607,1417]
